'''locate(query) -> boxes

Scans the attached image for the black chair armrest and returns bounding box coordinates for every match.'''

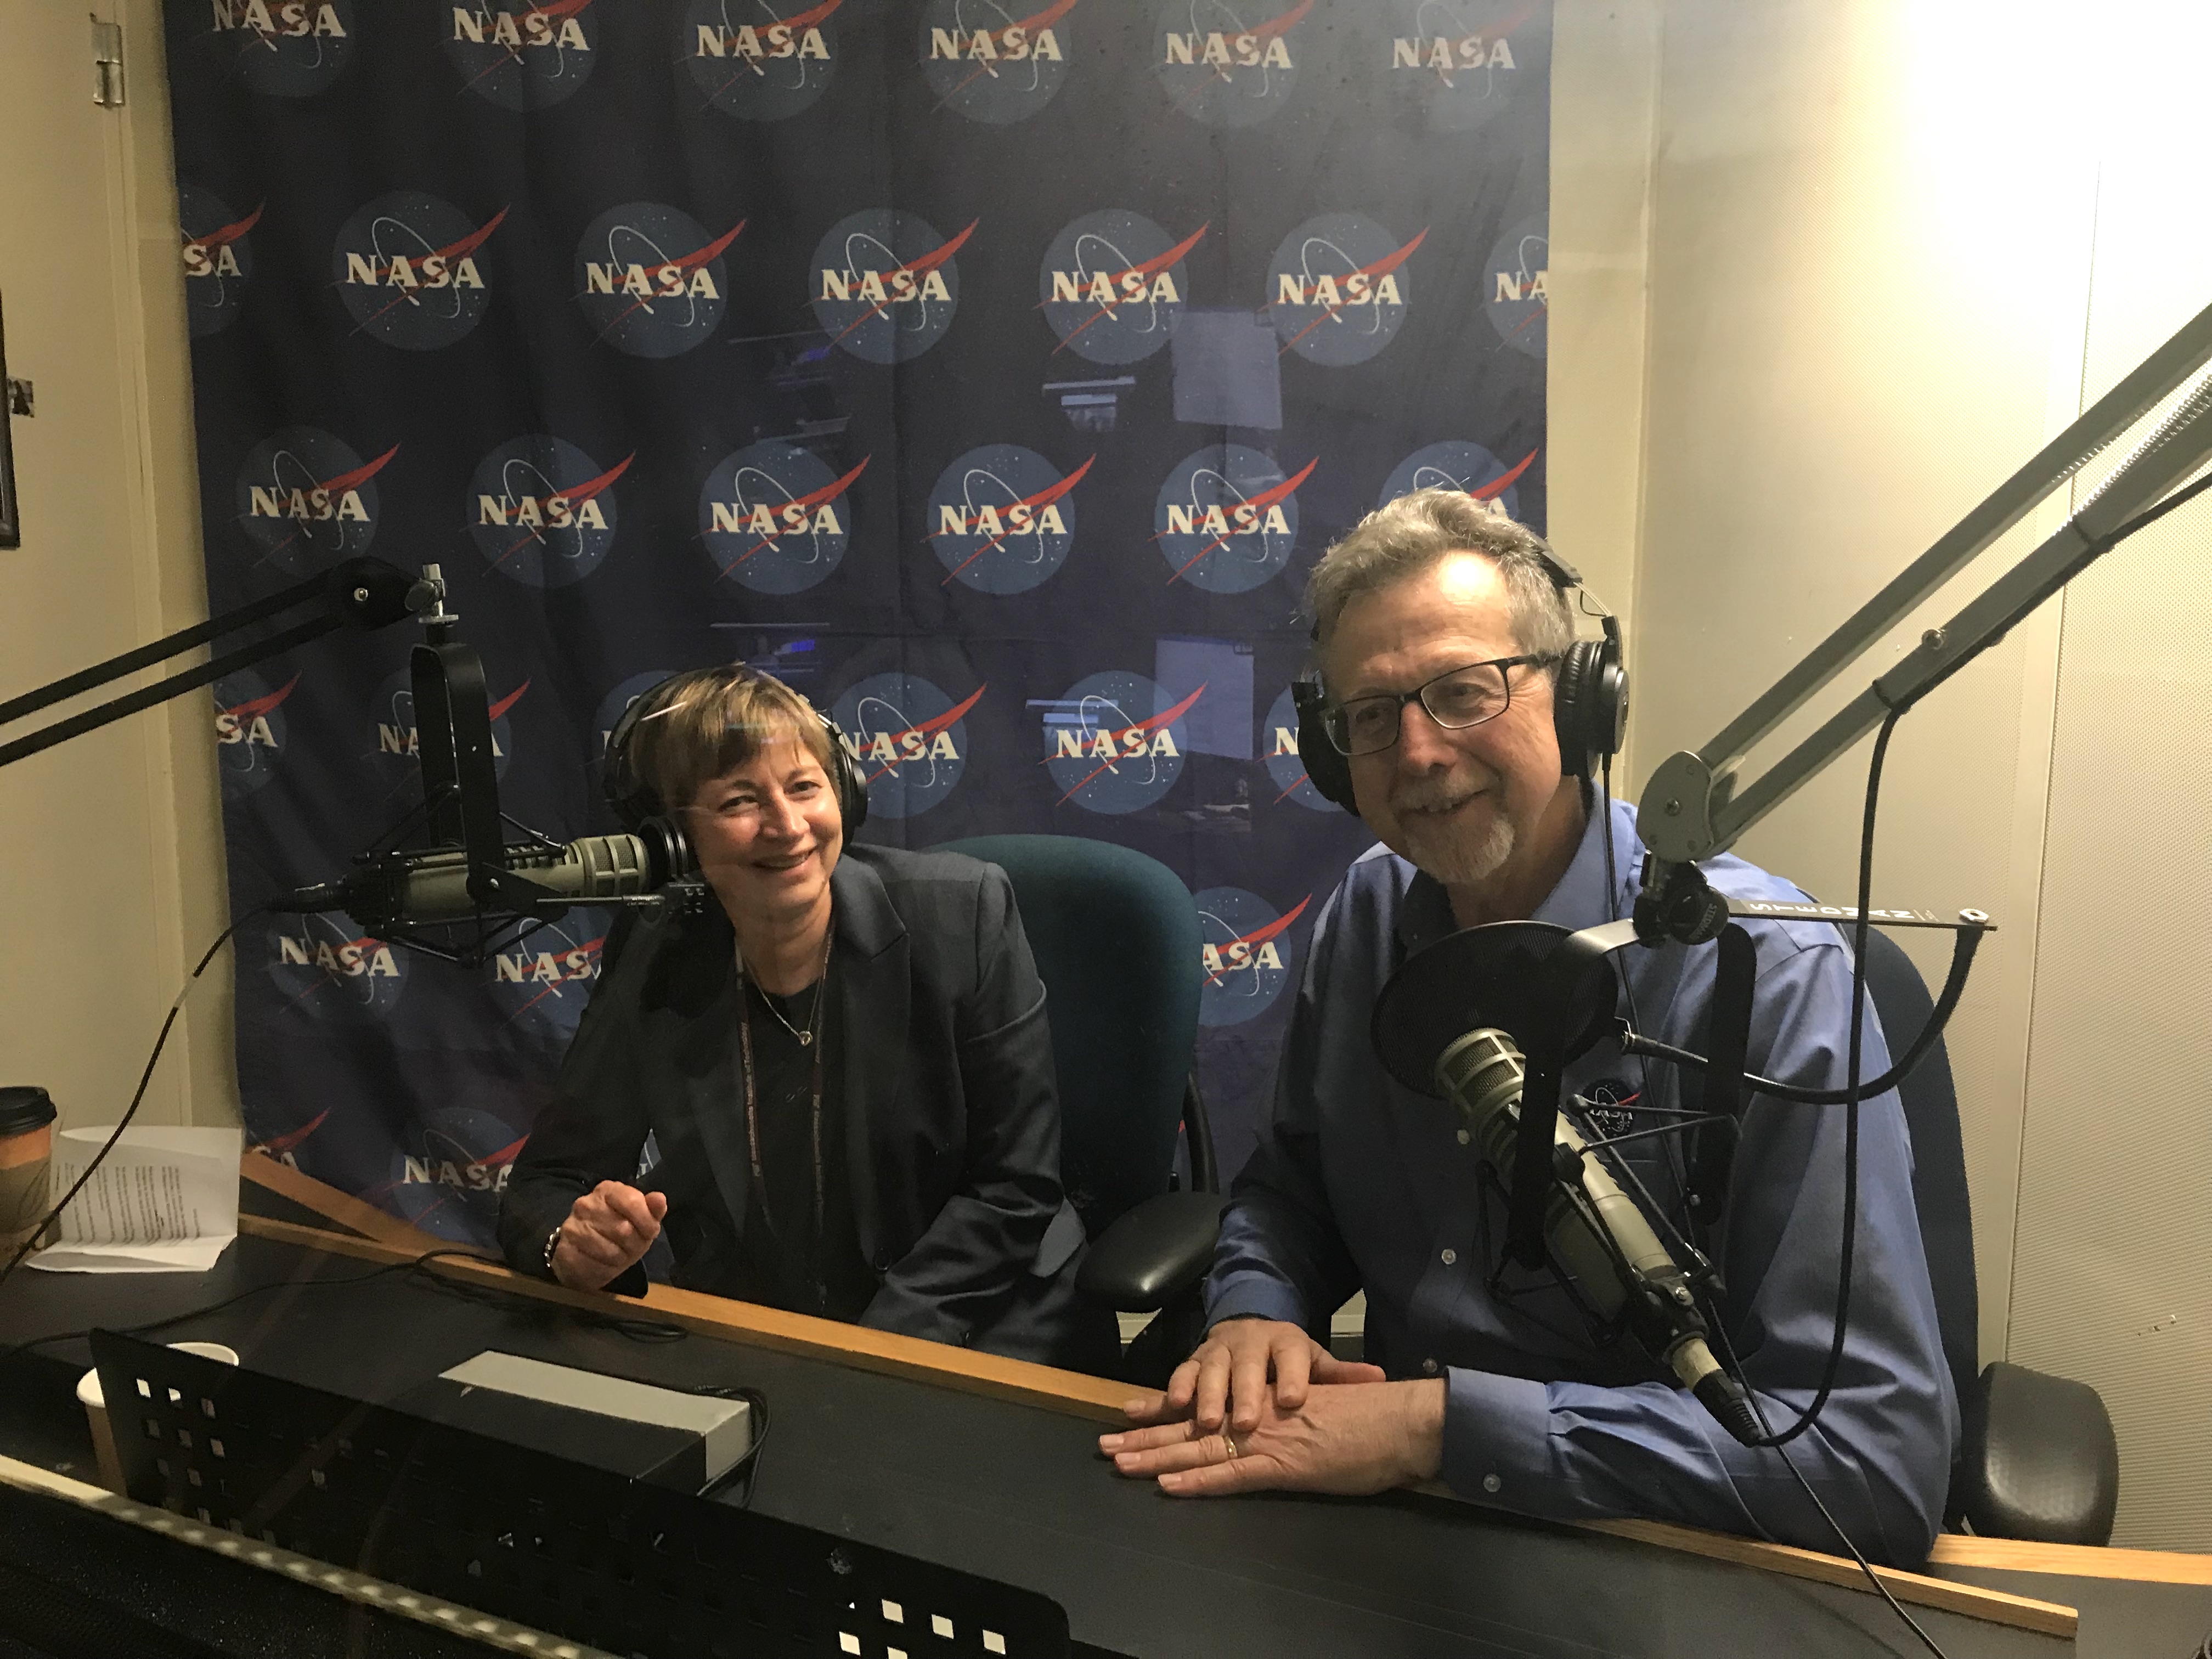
[1950,1361,2120,1545]
[1077,1192,1226,1312]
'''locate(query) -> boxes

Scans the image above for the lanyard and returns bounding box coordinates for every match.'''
[735,926,833,1310]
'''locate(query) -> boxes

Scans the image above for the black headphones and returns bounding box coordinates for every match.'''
[602,665,870,834]
[1291,540,1628,812]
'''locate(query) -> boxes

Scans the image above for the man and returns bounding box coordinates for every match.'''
[1101,489,1957,1566]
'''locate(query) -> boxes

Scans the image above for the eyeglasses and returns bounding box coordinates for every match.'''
[1319,656,1557,757]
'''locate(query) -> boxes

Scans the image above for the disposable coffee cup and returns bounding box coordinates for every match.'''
[0,1086,58,1265]
[77,1341,240,1494]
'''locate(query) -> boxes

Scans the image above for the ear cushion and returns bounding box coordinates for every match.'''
[1551,634,1628,782]
[818,709,869,833]
[602,681,670,831]
[1291,679,1357,810]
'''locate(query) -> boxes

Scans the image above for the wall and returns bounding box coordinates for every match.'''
[1555,0,2209,1548]
[0,0,235,1135]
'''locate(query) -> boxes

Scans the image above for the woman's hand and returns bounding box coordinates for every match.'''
[1121,1317,1387,1435]
[550,1180,667,1291]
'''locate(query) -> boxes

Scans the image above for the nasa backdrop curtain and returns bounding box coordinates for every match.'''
[167,0,1551,1245]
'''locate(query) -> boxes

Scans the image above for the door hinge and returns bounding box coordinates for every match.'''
[91,16,124,108]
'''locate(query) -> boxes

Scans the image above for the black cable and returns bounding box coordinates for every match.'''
[1619,917,1985,1105]
[1713,1318,1949,1659]
[1726,704,1897,1452]
[694,1385,772,1508]
[0,911,262,1293]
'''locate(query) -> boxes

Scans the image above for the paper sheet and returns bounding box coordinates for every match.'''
[27,1125,241,1273]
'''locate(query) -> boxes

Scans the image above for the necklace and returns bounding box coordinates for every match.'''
[734,917,834,1312]
[740,926,832,1047]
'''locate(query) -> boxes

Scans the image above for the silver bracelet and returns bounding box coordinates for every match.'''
[541,1222,563,1275]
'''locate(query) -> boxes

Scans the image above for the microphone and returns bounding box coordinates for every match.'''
[270,827,695,930]
[1435,1026,1764,1447]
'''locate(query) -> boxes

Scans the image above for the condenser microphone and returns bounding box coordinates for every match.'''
[270,828,693,930]
[1436,1027,1764,1447]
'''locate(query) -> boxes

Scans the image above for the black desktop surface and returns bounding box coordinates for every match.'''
[0,1227,2196,1659]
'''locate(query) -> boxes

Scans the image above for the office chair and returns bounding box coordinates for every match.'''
[932,835,1223,1384]
[1858,926,2121,1545]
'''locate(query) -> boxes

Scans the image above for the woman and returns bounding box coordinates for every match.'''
[498,665,1113,1371]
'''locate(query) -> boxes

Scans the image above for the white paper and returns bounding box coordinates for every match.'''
[27,1125,241,1274]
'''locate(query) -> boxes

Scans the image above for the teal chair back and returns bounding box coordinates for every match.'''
[932,835,1202,1238]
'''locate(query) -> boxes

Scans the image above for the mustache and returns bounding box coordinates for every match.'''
[1391,773,1494,815]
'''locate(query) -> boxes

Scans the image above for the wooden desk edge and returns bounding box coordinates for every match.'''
[1926,1533,2212,1586]
[1570,1516,2076,1638]
[249,1166,2212,1635]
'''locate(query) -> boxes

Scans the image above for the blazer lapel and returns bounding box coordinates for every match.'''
[831,854,908,1268]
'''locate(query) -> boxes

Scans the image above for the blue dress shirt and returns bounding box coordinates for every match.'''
[1206,795,1959,1565]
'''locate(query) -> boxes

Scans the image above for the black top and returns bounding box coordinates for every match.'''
[497,845,1105,1368]
[734,978,874,1322]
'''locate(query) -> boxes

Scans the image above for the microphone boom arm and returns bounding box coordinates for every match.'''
[1635,298,2212,944]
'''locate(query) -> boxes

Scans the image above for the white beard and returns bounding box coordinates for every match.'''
[1402,806,1516,888]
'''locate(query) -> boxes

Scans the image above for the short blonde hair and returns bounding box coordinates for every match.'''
[625,665,836,815]
[1305,488,1573,677]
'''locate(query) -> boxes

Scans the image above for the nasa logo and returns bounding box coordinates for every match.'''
[178,185,259,338]
[245,1107,329,1171]
[809,210,972,364]
[1379,441,1537,521]
[331,193,505,352]
[1194,887,1310,1025]
[1153,0,1308,127]
[446,0,598,110]
[921,0,1078,125]
[1037,210,1204,365]
[212,669,300,802]
[466,436,631,589]
[487,907,607,1044]
[1383,0,1533,134]
[1260,684,1329,811]
[683,0,842,123]
[1152,444,1313,592]
[928,445,1091,595]
[698,442,866,594]
[266,911,407,1023]
[366,666,527,793]
[233,427,396,576]
[1485,211,1548,359]
[201,0,354,97]
[575,201,743,359]
[1265,213,1425,366]
[832,674,985,819]
[1040,672,1201,815]
[1583,1078,1637,1142]
[386,1107,527,1242]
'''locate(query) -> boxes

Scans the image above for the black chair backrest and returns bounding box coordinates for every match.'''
[932,836,1201,1239]
[1855,926,1981,1424]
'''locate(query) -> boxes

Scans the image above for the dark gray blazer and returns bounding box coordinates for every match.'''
[498,845,1112,1371]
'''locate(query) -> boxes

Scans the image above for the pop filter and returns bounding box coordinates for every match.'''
[1370,922,1618,1097]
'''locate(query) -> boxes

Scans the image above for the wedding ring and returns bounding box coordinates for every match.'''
[1222,1431,1240,1460]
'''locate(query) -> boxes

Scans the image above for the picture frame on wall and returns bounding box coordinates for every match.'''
[0,292,19,550]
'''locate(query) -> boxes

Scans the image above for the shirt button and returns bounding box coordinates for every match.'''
[1482,1474,1502,1495]
[1456,1129,1471,1146]
[1440,1249,1457,1266]
[1421,1358,1439,1376]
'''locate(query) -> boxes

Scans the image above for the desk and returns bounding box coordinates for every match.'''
[0,1163,2205,1659]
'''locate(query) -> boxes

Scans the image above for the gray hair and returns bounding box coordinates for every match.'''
[1305,488,1574,678]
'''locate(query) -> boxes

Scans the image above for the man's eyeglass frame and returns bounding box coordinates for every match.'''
[1319,653,1561,757]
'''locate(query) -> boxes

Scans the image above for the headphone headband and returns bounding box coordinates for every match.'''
[602,666,869,835]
